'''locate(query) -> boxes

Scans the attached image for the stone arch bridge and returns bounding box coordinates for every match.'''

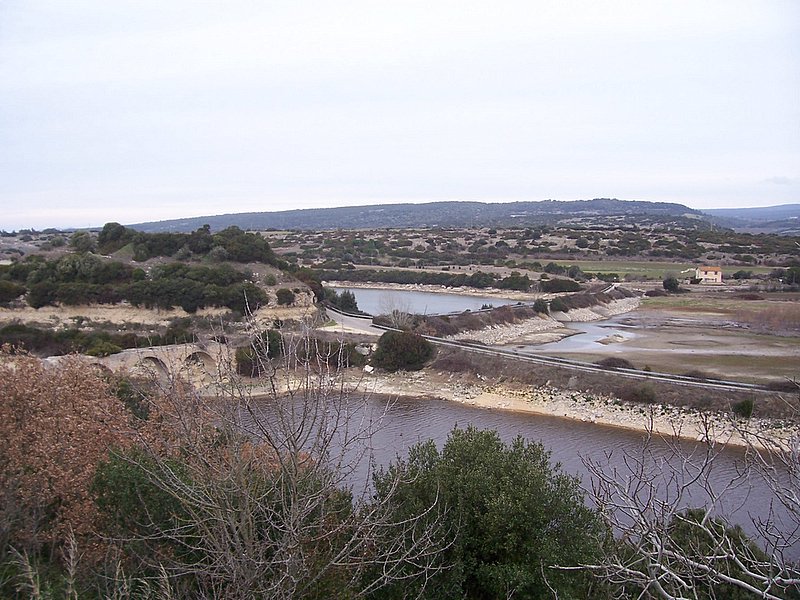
[89,341,235,385]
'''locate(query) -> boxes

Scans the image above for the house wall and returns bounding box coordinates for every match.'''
[695,268,723,284]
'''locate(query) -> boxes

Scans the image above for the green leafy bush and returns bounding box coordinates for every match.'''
[276,288,295,305]
[86,340,123,357]
[324,288,361,313]
[732,398,754,419]
[374,426,607,599]
[0,280,25,303]
[663,276,680,292]
[548,297,568,313]
[372,331,434,372]
[540,278,581,293]
[533,299,549,313]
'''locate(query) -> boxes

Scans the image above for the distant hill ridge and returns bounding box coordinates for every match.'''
[703,204,800,235]
[129,198,705,233]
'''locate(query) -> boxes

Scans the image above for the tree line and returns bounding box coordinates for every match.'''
[0,254,267,313]
[316,268,542,292]
[95,222,279,264]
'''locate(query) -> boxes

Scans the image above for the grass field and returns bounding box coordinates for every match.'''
[547,259,775,280]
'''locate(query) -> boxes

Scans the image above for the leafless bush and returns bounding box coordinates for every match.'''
[582,399,800,598]
[378,293,415,330]
[96,322,447,599]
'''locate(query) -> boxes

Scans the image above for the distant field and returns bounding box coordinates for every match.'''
[547,259,774,280]
[643,295,800,333]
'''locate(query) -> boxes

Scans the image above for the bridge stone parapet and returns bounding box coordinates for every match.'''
[93,340,235,385]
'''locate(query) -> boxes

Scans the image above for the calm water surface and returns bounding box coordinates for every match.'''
[329,286,518,316]
[249,393,797,556]
[317,287,797,555]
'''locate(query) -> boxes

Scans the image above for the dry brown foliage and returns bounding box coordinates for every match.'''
[0,347,132,555]
[734,302,800,332]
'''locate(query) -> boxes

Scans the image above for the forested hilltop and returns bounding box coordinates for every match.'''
[129,198,709,232]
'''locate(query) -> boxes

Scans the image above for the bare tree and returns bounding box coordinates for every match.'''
[378,292,415,330]
[579,408,800,599]
[96,320,447,599]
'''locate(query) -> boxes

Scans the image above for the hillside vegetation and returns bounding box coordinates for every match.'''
[130,198,707,232]
[0,223,298,311]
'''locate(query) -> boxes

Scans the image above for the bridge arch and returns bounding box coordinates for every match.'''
[184,350,216,372]
[182,350,218,384]
[137,355,169,379]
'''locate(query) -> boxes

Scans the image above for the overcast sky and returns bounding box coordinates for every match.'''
[1,0,798,230]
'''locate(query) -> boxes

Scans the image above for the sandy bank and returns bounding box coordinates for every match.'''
[358,370,796,449]
[445,297,641,346]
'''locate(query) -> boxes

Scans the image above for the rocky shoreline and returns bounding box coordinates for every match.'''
[360,369,797,450]
[445,297,641,346]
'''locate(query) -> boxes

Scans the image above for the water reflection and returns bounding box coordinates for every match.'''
[329,286,518,316]
[246,392,797,557]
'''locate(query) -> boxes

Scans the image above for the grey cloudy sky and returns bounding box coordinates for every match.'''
[1,0,798,230]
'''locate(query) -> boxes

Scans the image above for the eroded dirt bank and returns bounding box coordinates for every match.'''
[445,297,640,345]
[236,367,796,449]
[357,369,797,449]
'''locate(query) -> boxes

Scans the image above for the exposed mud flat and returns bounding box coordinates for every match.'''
[444,297,640,346]
[544,306,800,383]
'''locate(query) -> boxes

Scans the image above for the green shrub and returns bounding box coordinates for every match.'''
[372,331,434,372]
[663,276,680,292]
[276,288,295,305]
[540,278,581,293]
[324,288,361,313]
[533,299,549,313]
[732,398,754,419]
[374,427,606,598]
[543,262,566,275]
[86,340,122,357]
[0,280,25,303]
[549,297,568,313]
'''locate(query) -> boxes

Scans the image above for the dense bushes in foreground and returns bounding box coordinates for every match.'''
[374,427,608,599]
[1,349,796,599]
[0,350,604,598]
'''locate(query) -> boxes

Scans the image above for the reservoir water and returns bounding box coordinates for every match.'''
[329,286,519,316]
[247,392,798,558]
[317,287,798,555]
